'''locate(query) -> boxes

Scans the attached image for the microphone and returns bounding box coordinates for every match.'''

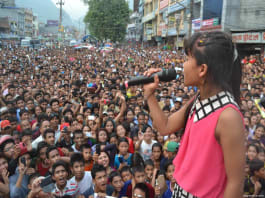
[125,68,177,88]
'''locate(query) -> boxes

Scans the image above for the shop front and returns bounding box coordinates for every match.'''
[232,31,265,58]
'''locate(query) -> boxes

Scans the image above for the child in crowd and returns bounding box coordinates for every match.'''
[109,171,124,197]
[114,137,132,170]
[135,124,157,161]
[81,143,93,171]
[120,166,133,183]
[244,159,265,195]
[151,143,163,169]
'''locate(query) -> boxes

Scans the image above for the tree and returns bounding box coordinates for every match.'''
[84,0,130,42]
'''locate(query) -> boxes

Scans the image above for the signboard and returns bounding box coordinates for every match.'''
[192,18,201,31]
[262,32,265,42]
[169,16,175,24]
[158,23,167,36]
[147,35,152,40]
[160,0,169,10]
[167,28,177,36]
[175,13,181,20]
[232,32,262,43]
[162,27,167,37]
[146,24,153,35]
[202,18,219,28]
[47,20,58,27]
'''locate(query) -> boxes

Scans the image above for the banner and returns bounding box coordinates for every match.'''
[202,18,219,28]
[160,0,169,10]
[192,18,201,31]
[47,20,59,27]
[232,32,263,43]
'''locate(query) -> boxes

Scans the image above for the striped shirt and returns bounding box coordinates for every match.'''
[52,180,79,197]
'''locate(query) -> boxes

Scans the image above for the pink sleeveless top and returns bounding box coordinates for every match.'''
[173,91,243,198]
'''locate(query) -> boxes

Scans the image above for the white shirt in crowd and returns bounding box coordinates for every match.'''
[139,140,157,161]
[69,171,93,194]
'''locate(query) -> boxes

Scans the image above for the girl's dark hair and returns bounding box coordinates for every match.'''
[117,137,129,146]
[96,128,109,143]
[103,118,116,132]
[247,144,259,153]
[249,159,264,176]
[164,159,173,173]
[126,108,134,115]
[99,150,110,160]
[109,133,117,139]
[152,143,163,161]
[116,122,130,137]
[142,124,152,133]
[109,171,121,183]
[131,152,144,168]
[255,124,265,131]
[184,31,242,104]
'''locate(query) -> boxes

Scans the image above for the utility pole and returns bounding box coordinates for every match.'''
[188,0,194,37]
[57,0,64,40]
[175,13,182,51]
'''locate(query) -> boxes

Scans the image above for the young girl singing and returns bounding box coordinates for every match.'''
[144,31,245,197]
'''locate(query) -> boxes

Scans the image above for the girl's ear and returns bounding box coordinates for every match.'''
[199,64,208,78]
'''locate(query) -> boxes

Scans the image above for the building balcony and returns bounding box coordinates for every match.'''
[142,11,155,23]
[26,23,33,27]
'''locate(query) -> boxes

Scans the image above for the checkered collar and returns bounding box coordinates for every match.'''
[189,91,239,122]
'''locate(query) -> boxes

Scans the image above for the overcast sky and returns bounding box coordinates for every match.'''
[51,0,88,21]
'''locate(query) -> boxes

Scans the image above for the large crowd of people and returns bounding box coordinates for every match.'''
[0,34,264,198]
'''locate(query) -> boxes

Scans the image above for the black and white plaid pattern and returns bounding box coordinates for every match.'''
[172,183,198,198]
[189,91,238,123]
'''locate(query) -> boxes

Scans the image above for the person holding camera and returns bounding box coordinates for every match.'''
[9,152,35,198]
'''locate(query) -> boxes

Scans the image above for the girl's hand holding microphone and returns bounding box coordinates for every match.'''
[143,68,162,100]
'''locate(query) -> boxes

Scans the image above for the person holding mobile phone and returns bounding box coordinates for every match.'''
[9,152,34,198]
[27,173,54,198]
[114,138,132,170]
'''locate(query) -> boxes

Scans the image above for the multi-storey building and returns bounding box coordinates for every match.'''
[126,0,143,44]
[0,7,25,38]
[0,0,15,7]
[142,0,158,45]
[199,0,265,54]
[23,8,33,37]
[127,12,142,42]
[142,0,265,54]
